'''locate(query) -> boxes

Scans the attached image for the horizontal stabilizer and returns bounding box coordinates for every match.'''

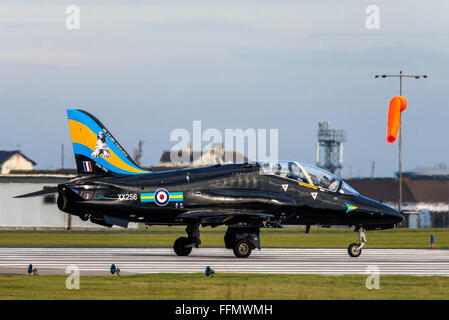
[14,186,58,198]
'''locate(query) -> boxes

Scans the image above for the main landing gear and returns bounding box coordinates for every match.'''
[225,227,260,258]
[173,224,261,258]
[79,213,90,221]
[173,223,201,256]
[347,227,366,257]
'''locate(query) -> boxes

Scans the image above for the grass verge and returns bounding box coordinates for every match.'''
[0,227,447,248]
[0,273,448,300]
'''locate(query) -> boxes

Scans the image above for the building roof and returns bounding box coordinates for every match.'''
[402,169,449,179]
[346,177,449,203]
[0,150,37,165]
[397,164,449,179]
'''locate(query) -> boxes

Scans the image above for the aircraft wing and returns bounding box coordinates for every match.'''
[178,210,273,219]
[177,210,274,226]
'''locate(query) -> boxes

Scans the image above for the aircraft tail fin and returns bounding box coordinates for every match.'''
[67,109,151,176]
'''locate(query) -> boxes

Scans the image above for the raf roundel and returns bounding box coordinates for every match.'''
[154,188,170,206]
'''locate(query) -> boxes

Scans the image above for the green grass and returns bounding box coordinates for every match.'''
[0,273,448,300]
[0,227,447,248]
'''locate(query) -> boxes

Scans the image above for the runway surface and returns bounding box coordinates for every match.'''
[0,247,448,276]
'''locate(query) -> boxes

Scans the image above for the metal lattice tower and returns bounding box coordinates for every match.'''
[316,121,347,175]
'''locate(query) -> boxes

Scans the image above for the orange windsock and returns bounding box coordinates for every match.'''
[387,96,407,143]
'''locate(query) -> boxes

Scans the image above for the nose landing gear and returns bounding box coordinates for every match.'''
[347,228,366,257]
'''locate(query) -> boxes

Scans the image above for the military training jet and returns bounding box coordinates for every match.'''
[16,110,404,258]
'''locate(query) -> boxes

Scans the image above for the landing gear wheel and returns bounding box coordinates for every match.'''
[348,243,362,257]
[233,240,252,258]
[80,214,90,221]
[174,237,192,256]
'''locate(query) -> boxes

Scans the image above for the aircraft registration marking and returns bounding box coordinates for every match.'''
[118,193,138,201]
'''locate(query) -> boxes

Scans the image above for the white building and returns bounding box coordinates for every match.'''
[0,175,137,229]
[0,150,36,174]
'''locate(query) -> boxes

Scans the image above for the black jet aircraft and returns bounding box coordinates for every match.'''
[16,110,403,258]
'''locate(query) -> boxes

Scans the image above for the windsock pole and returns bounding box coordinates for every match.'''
[399,73,403,212]
[375,71,427,214]
[387,94,407,211]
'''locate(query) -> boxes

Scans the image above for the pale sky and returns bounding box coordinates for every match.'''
[0,1,448,177]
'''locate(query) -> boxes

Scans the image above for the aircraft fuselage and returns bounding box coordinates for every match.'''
[58,163,403,230]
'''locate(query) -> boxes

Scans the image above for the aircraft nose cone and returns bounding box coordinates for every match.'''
[361,196,404,225]
[386,207,404,224]
[360,196,404,225]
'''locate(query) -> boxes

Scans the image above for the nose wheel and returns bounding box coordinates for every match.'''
[348,243,362,257]
[347,228,366,257]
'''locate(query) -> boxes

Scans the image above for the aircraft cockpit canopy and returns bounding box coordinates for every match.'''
[258,160,348,193]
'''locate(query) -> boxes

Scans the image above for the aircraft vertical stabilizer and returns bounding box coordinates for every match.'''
[67,109,150,176]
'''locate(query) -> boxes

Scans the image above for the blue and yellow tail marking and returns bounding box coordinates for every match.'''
[67,109,151,175]
[345,203,358,213]
[140,192,184,203]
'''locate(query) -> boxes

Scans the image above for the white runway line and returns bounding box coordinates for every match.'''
[0,247,448,276]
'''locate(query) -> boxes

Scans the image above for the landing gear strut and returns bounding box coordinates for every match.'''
[225,227,260,258]
[348,228,366,257]
[173,223,201,256]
